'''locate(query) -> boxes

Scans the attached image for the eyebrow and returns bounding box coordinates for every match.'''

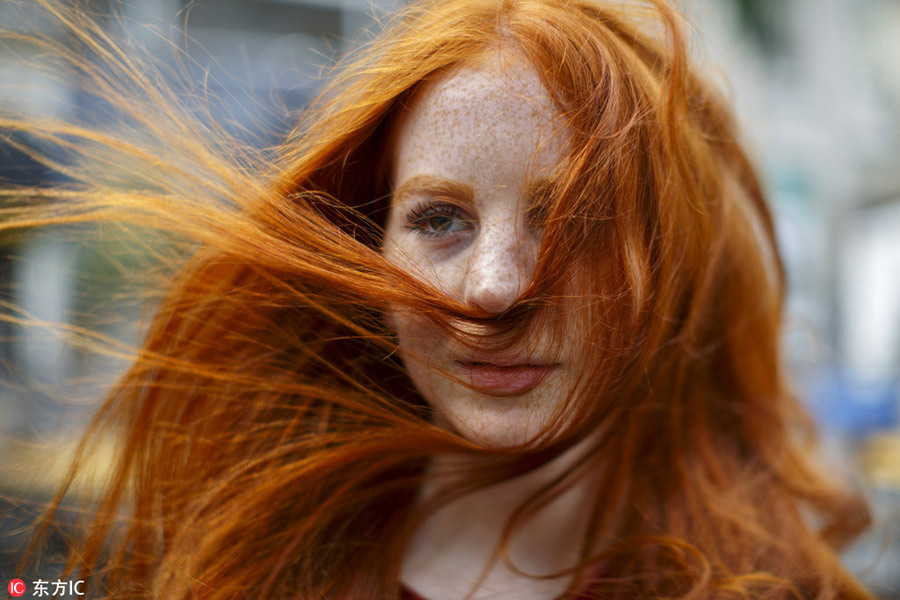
[392,174,475,204]
[393,174,556,205]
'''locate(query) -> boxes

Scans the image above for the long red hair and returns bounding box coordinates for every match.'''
[5,0,871,598]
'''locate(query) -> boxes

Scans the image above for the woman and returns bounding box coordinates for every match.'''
[8,0,872,598]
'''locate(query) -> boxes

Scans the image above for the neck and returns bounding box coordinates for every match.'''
[401,434,602,600]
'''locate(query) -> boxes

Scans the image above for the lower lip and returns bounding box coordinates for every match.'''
[456,363,556,396]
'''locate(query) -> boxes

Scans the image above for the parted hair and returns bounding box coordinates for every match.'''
[4,0,871,598]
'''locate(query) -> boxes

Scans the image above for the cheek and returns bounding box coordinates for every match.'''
[383,224,468,300]
[387,307,453,409]
[387,307,442,371]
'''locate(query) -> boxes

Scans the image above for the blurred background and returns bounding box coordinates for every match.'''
[0,0,898,595]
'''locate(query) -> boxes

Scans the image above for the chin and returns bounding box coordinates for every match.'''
[430,381,562,449]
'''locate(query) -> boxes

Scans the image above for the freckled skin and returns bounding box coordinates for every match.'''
[383,51,579,447]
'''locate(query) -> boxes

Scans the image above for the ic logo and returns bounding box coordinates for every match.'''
[7,579,26,597]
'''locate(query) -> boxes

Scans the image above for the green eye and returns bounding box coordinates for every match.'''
[429,215,458,232]
[406,202,473,237]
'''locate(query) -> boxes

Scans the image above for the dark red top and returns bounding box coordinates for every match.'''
[400,584,597,600]
[398,587,425,600]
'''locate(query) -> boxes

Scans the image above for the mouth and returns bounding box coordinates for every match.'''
[455,359,558,396]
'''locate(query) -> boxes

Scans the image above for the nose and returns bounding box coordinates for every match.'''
[462,222,536,315]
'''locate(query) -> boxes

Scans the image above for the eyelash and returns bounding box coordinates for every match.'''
[404,200,473,237]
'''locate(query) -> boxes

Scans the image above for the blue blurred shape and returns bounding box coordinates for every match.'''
[805,369,899,435]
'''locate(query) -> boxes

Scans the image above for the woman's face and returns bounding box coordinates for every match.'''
[383,52,578,448]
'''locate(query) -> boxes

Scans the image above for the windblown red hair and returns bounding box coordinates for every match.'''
[3,0,872,598]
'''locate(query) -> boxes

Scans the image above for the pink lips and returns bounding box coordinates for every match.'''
[456,360,556,395]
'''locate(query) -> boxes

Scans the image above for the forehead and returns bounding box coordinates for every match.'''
[391,51,569,187]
